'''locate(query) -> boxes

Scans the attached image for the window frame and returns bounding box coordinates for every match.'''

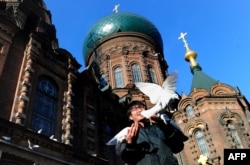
[114,66,124,88]
[31,76,58,136]
[131,63,142,83]
[147,66,158,83]
[194,130,210,157]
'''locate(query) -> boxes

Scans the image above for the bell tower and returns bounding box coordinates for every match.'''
[174,32,250,165]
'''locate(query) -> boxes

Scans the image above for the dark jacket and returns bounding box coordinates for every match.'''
[119,121,187,165]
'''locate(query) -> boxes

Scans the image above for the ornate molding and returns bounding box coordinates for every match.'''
[178,97,193,111]
[102,41,156,57]
[219,107,243,125]
[190,89,209,100]
[211,83,237,95]
[184,118,207,135]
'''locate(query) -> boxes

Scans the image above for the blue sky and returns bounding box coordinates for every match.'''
[44,0,250,100]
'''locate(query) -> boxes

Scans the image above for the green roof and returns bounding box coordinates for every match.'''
[190,66,218,93]
[83,12,163,64]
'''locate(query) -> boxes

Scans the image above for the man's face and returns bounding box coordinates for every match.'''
[129,104,145,122]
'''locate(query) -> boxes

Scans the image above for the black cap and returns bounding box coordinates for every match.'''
[126,100,146,116]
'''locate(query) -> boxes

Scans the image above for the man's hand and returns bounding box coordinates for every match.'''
[126,122,139,144]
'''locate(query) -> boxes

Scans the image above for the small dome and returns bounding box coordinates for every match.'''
[83,12,163,63]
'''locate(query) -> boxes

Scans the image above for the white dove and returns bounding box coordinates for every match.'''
[106,127,130,146]
[135,72,179,118]
[28,139,40,150]
[1,136,11,141]
[37,129,42,134]
[49,135,58,141]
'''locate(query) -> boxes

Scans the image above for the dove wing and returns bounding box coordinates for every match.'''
[136,72,178,118]
[160,72,178,106]
[162,72,178,94]
[106,127,130,145]
[135,82,162,104]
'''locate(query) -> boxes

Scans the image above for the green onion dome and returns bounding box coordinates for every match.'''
[83,12,163,64]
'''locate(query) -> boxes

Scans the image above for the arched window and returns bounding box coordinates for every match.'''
[147,66,158,83]
[132,63,142,83]
[114,66,124,88]
[31,76,57,136]
[186,105,195,117]
[195,130,210,157]
[227,122,243,148]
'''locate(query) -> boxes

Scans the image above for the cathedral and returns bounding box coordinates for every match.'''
[0,0,250,165]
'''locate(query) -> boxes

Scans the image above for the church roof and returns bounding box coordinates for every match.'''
[83,12,163,63]
[190,65,218,93]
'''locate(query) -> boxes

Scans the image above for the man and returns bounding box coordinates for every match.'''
[118,100,188,165]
